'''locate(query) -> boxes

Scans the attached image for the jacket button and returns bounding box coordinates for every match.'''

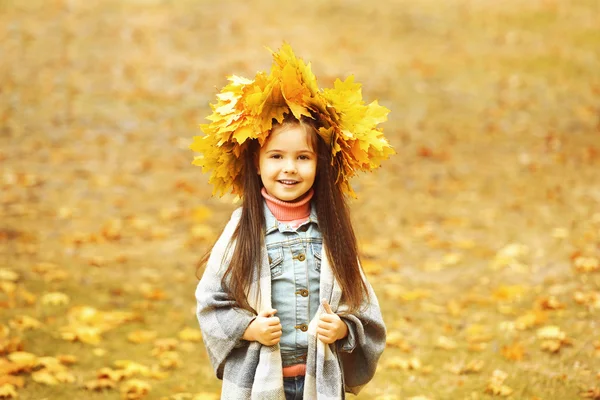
[300,324,308,332]
[299,289,308,297]
[297,254,306,262]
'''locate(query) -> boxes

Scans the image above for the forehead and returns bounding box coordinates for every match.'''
[262,124,315,151]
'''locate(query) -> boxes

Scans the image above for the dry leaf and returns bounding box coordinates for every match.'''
[385,356,422,370]
[114,360,150,376]
[158,351,181,369]
[83,378,117,391]
[581,387,600,399]
[573,256,599,273]
[57,354,78,365]
[120,379,151,400]
[178,328,202,342]
[445,359,484,375]
[0,269,19,282]
[501,342,526,361]
[385,331,412,352]
[485,369,513,396]
[435,336,458,350]
[31,369,59,385]
[515,310,547,330]
[40,292,70,306]
[0,376,24,389]
[535,296,565,310]
[98,367,131,382]
[8,316,42,331]
[0,384,18,399]
[128,330,158,344]
[7,352,37,370]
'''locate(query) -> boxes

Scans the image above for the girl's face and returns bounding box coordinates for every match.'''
[258,124,317,202]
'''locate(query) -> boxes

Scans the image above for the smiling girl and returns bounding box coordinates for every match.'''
[191,44,393,400]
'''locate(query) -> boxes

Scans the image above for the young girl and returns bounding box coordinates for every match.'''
[191,44,392,400]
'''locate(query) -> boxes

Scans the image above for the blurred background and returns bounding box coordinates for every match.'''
[1,0,599,399]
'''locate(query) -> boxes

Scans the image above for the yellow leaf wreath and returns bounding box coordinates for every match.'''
[190,43,394,197]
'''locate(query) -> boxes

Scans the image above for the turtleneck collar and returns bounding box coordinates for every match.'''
[261,187,313,224]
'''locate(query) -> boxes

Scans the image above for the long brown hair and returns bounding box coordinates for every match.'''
[197,115,369,313]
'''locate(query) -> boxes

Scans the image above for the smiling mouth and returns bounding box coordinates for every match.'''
[278,180,299,185]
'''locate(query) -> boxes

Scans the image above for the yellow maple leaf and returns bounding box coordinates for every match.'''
[83,378,117,391]
[7,351,37,368]
[9,315,42,331]
[114,360,150,376]
[31,369,59,386]
[178,328,202,342]
[501,342,526,361]
[0,384,18,399]
[127,330,158,344]
[40,292,70,306]
[120,379,151,400]
[158,351,181,369]
[0,269,19,282]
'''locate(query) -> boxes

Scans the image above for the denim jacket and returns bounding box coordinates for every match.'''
[263,201,356,364]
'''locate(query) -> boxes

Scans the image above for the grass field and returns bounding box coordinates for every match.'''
[1,0,600,399]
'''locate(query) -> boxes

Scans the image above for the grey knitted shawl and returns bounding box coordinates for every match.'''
[195,208,386,399]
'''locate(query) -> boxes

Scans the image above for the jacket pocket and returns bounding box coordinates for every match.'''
[267,246,284,278]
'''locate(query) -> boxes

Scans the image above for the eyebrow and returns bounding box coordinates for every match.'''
[265,149,315,154]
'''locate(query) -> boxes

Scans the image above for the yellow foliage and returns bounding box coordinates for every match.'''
[190,43,393,197]
[40,292,70,306]
[128,330,158,344]
[178,328,202,342]
[120,379,151,400]
[8,316,42,331]
[0,269,19,282]
[0,384,18,399]
[485,369,513,396]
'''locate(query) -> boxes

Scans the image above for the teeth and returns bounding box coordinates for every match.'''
[280,180,297,184]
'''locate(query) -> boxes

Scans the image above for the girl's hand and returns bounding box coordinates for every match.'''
[317,299,348,344]
[243,308,282,346]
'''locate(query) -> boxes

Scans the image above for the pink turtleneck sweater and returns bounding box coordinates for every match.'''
[261,188,313,228]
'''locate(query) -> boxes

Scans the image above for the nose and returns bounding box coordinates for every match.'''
[283,159,297,173]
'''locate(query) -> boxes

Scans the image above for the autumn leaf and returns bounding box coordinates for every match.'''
[157,351,181,369]
[385,331,412,352]
[501,342,526,361]
[485,369,513,396]
[0,269,19,282]
[32,369,59,385]
[0,384,18,399]
[435,336,458,350]
[178,328,202,342]
[120,379,151,400]
[8,315,42,331]
[128,330,158,344]
[573,256,599,273]
[83,378,117,391]
[40,292,70,306]
[581,387,600,399]
[445,359,484,375]
[7,352,37,370]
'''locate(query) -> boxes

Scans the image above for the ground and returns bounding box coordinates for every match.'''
[1,0,599,399]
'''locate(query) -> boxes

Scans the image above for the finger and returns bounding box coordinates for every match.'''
[271,330,282,338]
[319,313,337,323]
[317,327,334,339]
[258,308,277,318]
[318,320,333,330]
[321,299,333,314]
[317,333,333,344]
[267,317,280,325]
